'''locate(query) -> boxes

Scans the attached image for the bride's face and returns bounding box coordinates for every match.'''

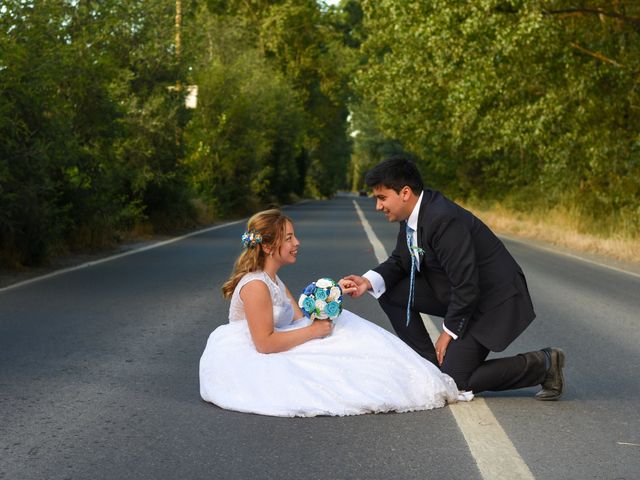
[274,221,300,265]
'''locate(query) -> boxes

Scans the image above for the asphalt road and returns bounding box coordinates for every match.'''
[1,195,639,480]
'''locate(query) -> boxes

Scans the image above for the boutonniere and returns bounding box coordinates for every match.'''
[410,246,425,257]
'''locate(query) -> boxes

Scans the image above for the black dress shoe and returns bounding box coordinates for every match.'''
[535,348,565,401]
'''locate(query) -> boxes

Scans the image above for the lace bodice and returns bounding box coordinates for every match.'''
[228,271,295,329]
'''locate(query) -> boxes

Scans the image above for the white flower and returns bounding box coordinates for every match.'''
[315,278,333,289]
[315,299,327,316]
[298,295,307,308]
[329,286,341,300]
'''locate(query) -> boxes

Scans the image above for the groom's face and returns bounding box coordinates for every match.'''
[372,185,411,222]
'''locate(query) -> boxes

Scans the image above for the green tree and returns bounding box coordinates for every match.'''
[356,0,640,235]
[0,0,192,266]
[187,0,353,200]
[183,13,305,215]
[1,1,85,265]
[259,0,352,197]
[0,0,356,267]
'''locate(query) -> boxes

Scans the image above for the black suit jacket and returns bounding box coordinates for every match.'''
[373,189,535,351]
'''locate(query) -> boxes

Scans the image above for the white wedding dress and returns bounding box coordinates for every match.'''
[199,271,459,417]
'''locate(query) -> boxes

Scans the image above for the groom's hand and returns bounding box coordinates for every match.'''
[435,331,453,366]
[339,275,371,298]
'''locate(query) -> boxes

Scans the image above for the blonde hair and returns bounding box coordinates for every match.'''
[221,209,292,298]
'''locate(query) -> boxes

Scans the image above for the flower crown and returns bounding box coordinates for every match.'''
[241,229,263,249]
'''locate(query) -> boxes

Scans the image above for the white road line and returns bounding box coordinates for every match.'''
[353,202,388,262]
[353,200,535,480]
[0,220,244,294]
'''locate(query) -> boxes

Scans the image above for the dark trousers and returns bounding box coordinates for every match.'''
[379,274,547,393]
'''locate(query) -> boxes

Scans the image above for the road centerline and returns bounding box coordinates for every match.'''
[353,200,536,480]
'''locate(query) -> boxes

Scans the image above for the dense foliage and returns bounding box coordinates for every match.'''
[2,0,638,266]
[0,0,352,266]
[1,1,192,265]
[353,0,640,237]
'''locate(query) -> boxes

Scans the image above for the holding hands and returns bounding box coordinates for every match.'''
[338,275,371,298]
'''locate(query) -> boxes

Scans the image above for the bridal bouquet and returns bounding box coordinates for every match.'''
[298,278,343,320]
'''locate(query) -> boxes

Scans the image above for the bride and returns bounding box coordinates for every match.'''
[199,209,460,417]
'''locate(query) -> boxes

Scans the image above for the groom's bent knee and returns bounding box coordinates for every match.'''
[377,295,438,365]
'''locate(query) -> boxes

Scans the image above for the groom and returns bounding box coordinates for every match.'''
[342,155,565,399]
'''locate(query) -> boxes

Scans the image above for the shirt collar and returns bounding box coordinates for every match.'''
[406,191,424,232]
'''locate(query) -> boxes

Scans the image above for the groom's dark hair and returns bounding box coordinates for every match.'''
[364,155,424,194]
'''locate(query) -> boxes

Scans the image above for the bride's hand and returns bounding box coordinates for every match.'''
[311,319,333,339]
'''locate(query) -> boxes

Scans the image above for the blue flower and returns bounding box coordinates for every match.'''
[314,287,328,301]
[324,301,341,319]
[302,296,316,315]
[298,277,343,320]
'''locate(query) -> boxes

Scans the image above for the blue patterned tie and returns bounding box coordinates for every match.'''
[406,224,417,326]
